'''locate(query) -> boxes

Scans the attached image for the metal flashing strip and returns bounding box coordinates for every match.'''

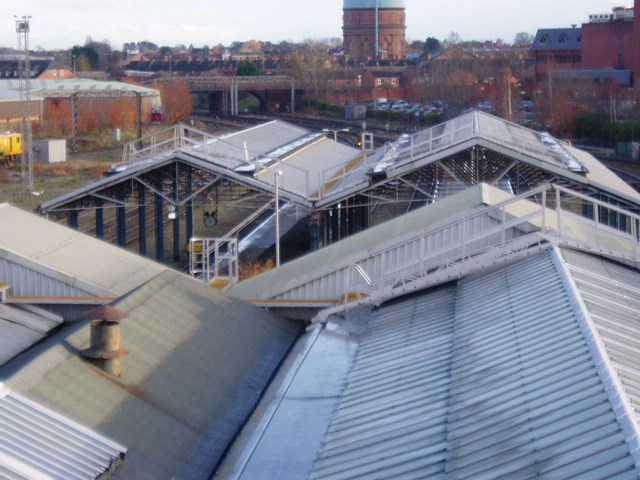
[550,247,640,471]
[6,295,117,305]
[0,384,127,480]
[225,325,324,479]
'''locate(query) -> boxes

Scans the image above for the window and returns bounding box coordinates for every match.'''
[377,78,382,86]
[559,33,568,44]
[540,34,549,44]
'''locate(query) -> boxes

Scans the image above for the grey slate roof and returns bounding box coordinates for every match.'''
[531,28,582,51]
[0,304,62,367]
[554,69,633,86]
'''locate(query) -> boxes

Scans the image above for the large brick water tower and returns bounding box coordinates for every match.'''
[343,0,406,62]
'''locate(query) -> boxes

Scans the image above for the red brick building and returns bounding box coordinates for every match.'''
[532,0,640,93]
[531,28,583,88]
[581,7,635,72]
[343,0,406,62]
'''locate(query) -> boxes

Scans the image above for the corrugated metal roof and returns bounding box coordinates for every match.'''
[308,251,640,479]
[357,111,640,207]
[254,137,365,200]
[228,183,504,301]
[0,203,166,298]
[560,248,640,424]
[0,78,161,100]
[202,120,312,168]
[1,269,301,479]
[221,249,640,479]
[0,385,126,480]
[0,304,62,366]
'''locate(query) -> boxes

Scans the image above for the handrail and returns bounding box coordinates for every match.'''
[189,237,239,287]
[246,183,640,319]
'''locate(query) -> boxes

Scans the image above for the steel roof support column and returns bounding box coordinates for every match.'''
[230,78,238,116]
[340,201,348,239]
[172,204,180,262]
[154,187,164,263]
[360,195,370,232]
[291,78,295,114]
[185,170,194,249]
[310,212,320,251]
[330,206,340,244]
[137,184,147,256]
[116,198,126,248]
[68,210,78,230]
[172,175,180,263]
[95,200,104,240]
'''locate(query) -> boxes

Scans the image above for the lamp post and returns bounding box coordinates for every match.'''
[274,170,283,267]
[323,127,349,142]
[72,54,76,75]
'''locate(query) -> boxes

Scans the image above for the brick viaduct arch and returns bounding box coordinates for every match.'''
[181,76,296,116]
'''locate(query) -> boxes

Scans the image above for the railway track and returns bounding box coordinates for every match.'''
[193,111,402,145]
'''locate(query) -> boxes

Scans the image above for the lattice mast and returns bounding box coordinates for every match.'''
[15,16,33,194]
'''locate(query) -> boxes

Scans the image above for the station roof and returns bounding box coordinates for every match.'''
[225,247,640,479]
[39,120,366,214]
[0,385,126,479]
[0,201,165,364]
[40,111,640,225]
[2,166,640,478]
[319,110,640,209]
[0,203,166,300]
[0,268,301,479]
[218,186,640,479]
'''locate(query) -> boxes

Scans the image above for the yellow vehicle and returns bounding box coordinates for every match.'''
[0,132,22,165]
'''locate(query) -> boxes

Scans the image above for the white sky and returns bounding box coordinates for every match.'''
[2,0,630,51]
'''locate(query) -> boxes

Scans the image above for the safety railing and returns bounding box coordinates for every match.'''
[188,237,239,290]
[279,183,639,321]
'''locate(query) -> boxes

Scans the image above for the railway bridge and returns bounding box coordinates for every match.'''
[180,76,296,116]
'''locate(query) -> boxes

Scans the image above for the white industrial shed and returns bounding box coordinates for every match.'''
[0,78,162,109]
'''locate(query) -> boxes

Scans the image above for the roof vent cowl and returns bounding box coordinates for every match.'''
[80,306,128,377]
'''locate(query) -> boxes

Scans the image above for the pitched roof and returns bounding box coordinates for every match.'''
[531,28,582,51]
[0,269,301,478]
[0,385,126,479]
[219,247,640,479]
[0,203,166,300]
